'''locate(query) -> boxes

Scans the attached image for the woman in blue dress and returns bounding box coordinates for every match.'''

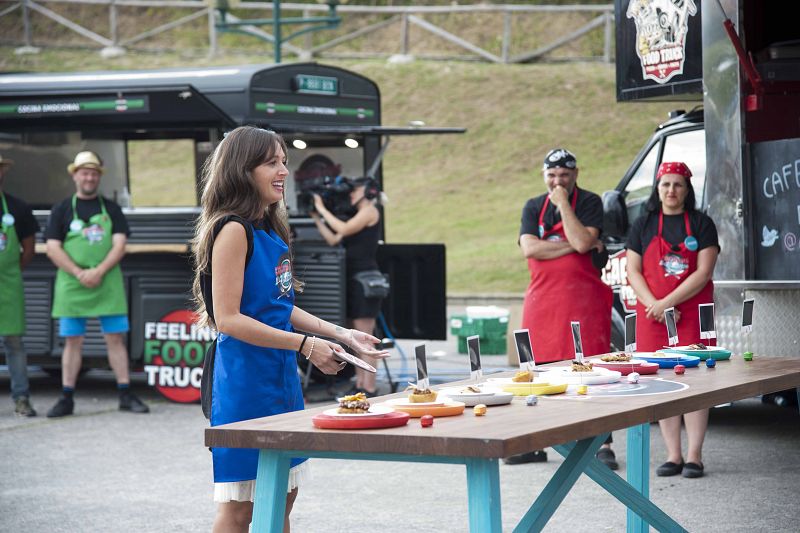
[192,126,388,533]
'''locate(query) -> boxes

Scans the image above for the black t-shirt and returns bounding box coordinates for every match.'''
[342,222,380,274]
[626,210,720,255]
[519,187,604,239]
[44,196,130,242]
[1,192,39,240]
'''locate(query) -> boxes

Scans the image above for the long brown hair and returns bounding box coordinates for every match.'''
[191,126,300,328]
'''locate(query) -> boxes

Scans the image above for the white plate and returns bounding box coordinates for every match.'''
[384,397,447,408]
[439,387,513,406]
[322,405,394,418]
[439,386,497,396]
[540,368,622,385]
[590,358,647,366]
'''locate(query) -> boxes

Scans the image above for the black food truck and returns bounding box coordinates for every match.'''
[602,0,800,371]
[0,63,463,402]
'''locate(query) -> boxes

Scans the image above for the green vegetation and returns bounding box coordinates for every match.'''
[0,47,675,293]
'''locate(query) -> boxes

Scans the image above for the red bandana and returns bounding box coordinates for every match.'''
[656,161,692,180]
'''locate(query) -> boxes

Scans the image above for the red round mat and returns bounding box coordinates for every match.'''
[593,361,659,375]
[312,410,410,429]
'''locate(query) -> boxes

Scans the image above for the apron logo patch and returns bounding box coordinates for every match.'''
[545,234,563,242]
[660,253,688,278]
[0,232,6,252]
[275,256,293,298]
[83,223,105,244]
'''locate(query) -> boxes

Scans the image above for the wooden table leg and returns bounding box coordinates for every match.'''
[251,450,291,533]
[465,457,502,532]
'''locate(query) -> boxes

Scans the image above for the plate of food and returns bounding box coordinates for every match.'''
[323,392,394,418]
[438,385,513,406]
[591,359,660,375]
[380,399,466,417]
[661,344,732,361]
[539,361,622,384]
[312,411,410,430]
[638,352,701,368]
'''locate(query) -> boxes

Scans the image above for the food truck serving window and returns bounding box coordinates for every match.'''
[0,132,127,210]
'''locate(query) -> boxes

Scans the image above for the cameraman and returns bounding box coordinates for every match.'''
[311,177,385,397]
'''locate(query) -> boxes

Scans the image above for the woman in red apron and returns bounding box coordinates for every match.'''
[626,161,719,479]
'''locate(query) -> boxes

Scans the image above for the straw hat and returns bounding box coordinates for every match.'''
[0,154,14,167]
[67,151,104,174]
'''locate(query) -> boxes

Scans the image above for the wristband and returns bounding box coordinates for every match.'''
[298,335,309,355]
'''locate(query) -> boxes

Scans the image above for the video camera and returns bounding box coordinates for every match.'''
[297,175,356,219]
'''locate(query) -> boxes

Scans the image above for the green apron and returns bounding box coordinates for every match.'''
[52,195,127,318]
[0,193,25,335]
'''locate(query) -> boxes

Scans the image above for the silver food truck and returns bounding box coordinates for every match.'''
[602,0,799,404]
[0,63,463,402]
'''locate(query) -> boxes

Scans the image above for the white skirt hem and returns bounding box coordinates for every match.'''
[213,461,310,503]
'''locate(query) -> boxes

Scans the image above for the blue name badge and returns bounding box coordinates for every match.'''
[684,236,698,251]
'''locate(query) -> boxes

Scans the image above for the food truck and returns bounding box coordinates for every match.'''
[0,63,462,399]
[602,0,800,373]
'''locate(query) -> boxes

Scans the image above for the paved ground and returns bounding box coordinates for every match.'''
[2,332,799,532]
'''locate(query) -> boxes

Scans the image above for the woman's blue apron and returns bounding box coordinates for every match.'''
[211,224,306,482]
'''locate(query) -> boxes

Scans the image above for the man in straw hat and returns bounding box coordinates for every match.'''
[0,154,39,417]
[44,151,148,417]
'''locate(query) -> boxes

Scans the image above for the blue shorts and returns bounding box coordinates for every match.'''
[59,315,130,337]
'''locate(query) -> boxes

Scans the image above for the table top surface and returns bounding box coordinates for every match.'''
[205,355,800,459]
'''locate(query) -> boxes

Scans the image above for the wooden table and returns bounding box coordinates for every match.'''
[205,356,800,532]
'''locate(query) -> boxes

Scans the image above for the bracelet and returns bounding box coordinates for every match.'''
[298,335,309,355]
[306,336,316,361]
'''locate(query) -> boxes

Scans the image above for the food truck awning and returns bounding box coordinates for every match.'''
[266,124,466,136]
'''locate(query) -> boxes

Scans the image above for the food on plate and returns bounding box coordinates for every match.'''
[512,370,533,382]
[571,360,594,372]
[406,384,438,403]
[473,404,487,416]
[687,343,707,350]
[652,351,668,357]
[461,385,482,394]
[600,352,633,362]
[336,392,371,414]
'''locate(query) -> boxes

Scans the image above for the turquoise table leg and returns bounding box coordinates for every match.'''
[513,433,608,533]
[465,457,502,532]
[627,423,650,533]
[251,450,291,533]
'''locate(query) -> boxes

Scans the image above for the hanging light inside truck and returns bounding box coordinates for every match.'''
[292,139,307,149]
[344,137,359,148]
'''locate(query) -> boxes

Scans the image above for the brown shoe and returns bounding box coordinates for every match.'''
[14,396,37,417]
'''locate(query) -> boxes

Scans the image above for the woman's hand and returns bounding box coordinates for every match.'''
[301,337,347,375]
[341,329,390,360]
[645,299,681,323]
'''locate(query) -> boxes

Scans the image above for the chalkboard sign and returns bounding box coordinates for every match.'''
[750,137,800,280]
[615,0,703,102]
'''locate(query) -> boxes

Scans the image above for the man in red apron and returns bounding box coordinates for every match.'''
[0,154,39,417]
[512,148,612,465]
[44,151,149,417]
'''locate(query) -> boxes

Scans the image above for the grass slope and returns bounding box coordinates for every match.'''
[0,48,676,293]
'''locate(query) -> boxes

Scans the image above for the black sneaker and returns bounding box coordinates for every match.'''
[503,450,548,465]
[119,392,150,413]
[47,396,74,418]
[14,396,37,417]
[596,447,619,470]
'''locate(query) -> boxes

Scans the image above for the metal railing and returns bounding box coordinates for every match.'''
[0,0,615,63]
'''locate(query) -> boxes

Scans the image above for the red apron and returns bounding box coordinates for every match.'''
[635,211,714,351]
[521,189,612,363]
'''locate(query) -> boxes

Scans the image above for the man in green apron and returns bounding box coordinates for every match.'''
[44,151,148,417]
[0,154,38,417]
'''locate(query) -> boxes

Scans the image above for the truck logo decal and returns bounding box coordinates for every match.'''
[143,310,216,403]
[627,0,697,84]
[601,249,638,312]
